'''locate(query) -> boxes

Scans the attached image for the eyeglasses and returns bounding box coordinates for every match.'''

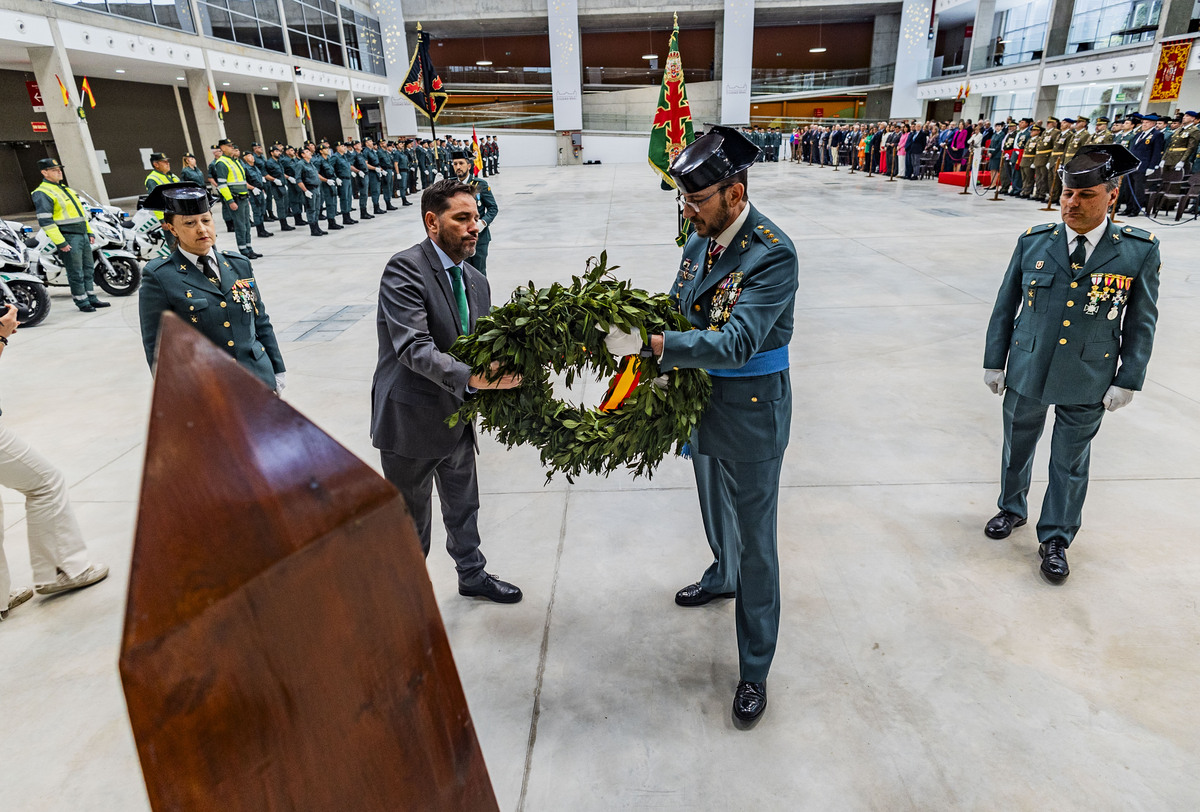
[676,185,729,213]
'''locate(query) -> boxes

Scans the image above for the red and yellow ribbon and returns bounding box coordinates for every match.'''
[598,356,642,412]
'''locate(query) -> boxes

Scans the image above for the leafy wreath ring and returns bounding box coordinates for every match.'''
[449,253,712,482]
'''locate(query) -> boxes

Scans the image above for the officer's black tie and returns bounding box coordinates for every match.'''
[200,254,222,288]
[1069,235,1088,271]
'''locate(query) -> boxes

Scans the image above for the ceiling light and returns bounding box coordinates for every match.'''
[476,60,493,66]
[176,76,185,80]
[262,86,269,90]
[495,69,509,73]
[115,69,126,74]
[641,53,657,60]
[222,82,230,86]
[318,93,324,97]
[809,47,827,53]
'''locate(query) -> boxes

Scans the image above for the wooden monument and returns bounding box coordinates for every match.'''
[120,313,498,811]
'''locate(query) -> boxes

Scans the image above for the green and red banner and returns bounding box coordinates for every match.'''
[648,14,696,245]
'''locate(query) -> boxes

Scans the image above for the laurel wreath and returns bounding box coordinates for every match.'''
[448,253,711,482]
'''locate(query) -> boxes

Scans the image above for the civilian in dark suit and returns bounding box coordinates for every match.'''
[1122,114,1165,215]
[906,125,929,179]
[371,178,524,603]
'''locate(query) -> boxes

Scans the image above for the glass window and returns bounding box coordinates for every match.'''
[1067,0,1161,53]
[261,24,286,52]
[1055,82,1143,121]
[255,0,279,25]
[340,7,386,76]
[198,0,285,53]
[987,0,1050,67]
[54,0,195,32]
[985,90,1036,121]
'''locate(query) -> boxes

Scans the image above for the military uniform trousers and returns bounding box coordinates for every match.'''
[57,228,96,299]
[383,169,394,200]
[229,194,252,252]
[693,449,783,684]
[248,188,266,227]
[221,199,235,228]
[1019,163,1035,197]
[379,432,489,587]
[473,232,491,277]
[356,175,370,216]
[999,387,1105,547]
[1049,158,1066,202]
[321,182,339,219]
[368,171,383,211]
[265,182,281,220]
[0,422,90,605]
[1033,165,1050,200]
[395,170,410,202]
[338,178,354,216]
[288,182,305,217]
[304,189,321,224]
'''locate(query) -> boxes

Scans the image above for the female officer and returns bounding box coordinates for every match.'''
[178,154,207,188]
[137,182,286,392]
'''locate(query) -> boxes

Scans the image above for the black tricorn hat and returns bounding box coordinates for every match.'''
[143,181,211,215]
[669,125,760,194]
[1060,145,1139,189]
[450,149,472,161]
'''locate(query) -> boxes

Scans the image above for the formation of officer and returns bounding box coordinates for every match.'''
[606,125,798,727]
[239,150,274,242]
[983,145,1160,583]
[30,157,110,313]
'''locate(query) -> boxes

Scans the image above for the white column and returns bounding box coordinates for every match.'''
[548,0,583,131]
[890,0,936,119]
[337,90,359,142]
[372,0,419,136]
[27,24,108,203]
[185,65,226,154]
[720,0,754,126]
[277,81,308,146]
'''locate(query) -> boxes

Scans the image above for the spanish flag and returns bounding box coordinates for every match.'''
[598,356,642,412]
[294,98,303,118]
[220,92,229,113]
[471,126,483,177]
[55,75,70,106]
[207,87,218,110]
[80,77,96,109]
[303,100,312,120]
[354,103,362,121]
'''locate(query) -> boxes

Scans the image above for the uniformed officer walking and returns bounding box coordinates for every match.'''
[31,158,109,312]
[983,145,1160,583]
[138,182,285,392]
[451,150,498,276]
[607,126,797,727]
[212,139,259,259]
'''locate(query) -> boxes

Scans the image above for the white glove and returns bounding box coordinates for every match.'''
[477,219,488,231]
[326,180,335,187]
[1102,385,1134,411]
[1176,162,1184,170]
[1146,167,1154,176]
[336,179,343,186]
[273,179,282,186]
[274,372,286,392]
[652,374,669,389]
[303,190,312,199]
[252,188,261,196]
[601,325,643,358]
[984,368,1005,395]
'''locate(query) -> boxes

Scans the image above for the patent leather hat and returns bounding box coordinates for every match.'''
[1060,145,1139,189]
[143,181,211,215]
[668,125,760,194]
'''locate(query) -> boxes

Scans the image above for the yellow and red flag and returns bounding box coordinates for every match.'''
[303,100,312,120]
[471,126,483,177]
[220,92,229,114]
[55,75,71,106]
[294,98,303,118]
[1149,40,1192,102]
[80,77,96,108]
[354,103,363,121]
[207,87,218,110]
[598,356,643,413]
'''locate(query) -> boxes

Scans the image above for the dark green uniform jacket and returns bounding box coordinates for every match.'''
[139,248,285,389]
[985,220,1160,405]
[660,205,798,461]
[469,178,498,245]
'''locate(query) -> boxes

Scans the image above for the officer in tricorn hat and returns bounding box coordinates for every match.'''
[449,148,498,276]
[138,182,285,393]
[983,144,1159,584]
[603,124,798,727]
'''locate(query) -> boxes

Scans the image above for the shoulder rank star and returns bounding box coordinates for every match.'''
[185,290,193,298]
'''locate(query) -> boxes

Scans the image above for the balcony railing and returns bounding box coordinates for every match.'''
[441,65,552,85]
[750,63,895,95]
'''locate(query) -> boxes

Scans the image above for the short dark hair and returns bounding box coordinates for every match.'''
[421,178,476,221]
[722,169,749,199]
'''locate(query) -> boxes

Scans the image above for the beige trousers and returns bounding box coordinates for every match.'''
[0,422,89,608]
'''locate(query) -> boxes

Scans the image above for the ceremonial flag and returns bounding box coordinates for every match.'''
[80,77,96,109]
[648,14,696,246]
[220,92,229,114]
[400,23,449,121]
[1149,40,1192,103]
[294,98,303,118]
[303,100,312,120]
[55,75,71,106]
[207,87,218,110]
[354,103,363,121]
[471,126,484,177]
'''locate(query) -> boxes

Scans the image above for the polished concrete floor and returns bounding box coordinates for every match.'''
[2,162,1199,811]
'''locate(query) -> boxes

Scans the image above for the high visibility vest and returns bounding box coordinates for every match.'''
[145,170,180,220]
[214,156,247,200]
[32,181,92,245]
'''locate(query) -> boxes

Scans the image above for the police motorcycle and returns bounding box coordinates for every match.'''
[0,220,52,327]
[124,205,171,262]
[31,194,142,296]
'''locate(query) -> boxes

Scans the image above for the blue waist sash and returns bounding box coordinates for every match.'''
[707,345,789,378]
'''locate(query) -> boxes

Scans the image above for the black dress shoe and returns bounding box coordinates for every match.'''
[342,215,357,225]
[386,204,399,211]
[327,221,343,230]
[361,212,375,220]
[732,681,767,726]
[87,298,111,308]
[458,573,522,604]
[985,509,1027,539]
[256,228,274,238]
[675,582,735,607]
[243,249,263,259]
[402,200,413,206]
[374,207,386,214]
[225,224,235,233]
[280,222,295,231]
[1038,541,1070,582]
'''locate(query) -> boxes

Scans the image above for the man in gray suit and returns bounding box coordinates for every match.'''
[371,178,524,603]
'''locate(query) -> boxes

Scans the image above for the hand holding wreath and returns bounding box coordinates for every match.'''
[448,253,711,482]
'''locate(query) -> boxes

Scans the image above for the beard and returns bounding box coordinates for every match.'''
[689,196,731,239]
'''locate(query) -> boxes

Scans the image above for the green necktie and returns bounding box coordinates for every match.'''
[449,265,469,334]
[1069,235,1087,271]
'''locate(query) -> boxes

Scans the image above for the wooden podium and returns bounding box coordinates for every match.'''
[120,314,498,812]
